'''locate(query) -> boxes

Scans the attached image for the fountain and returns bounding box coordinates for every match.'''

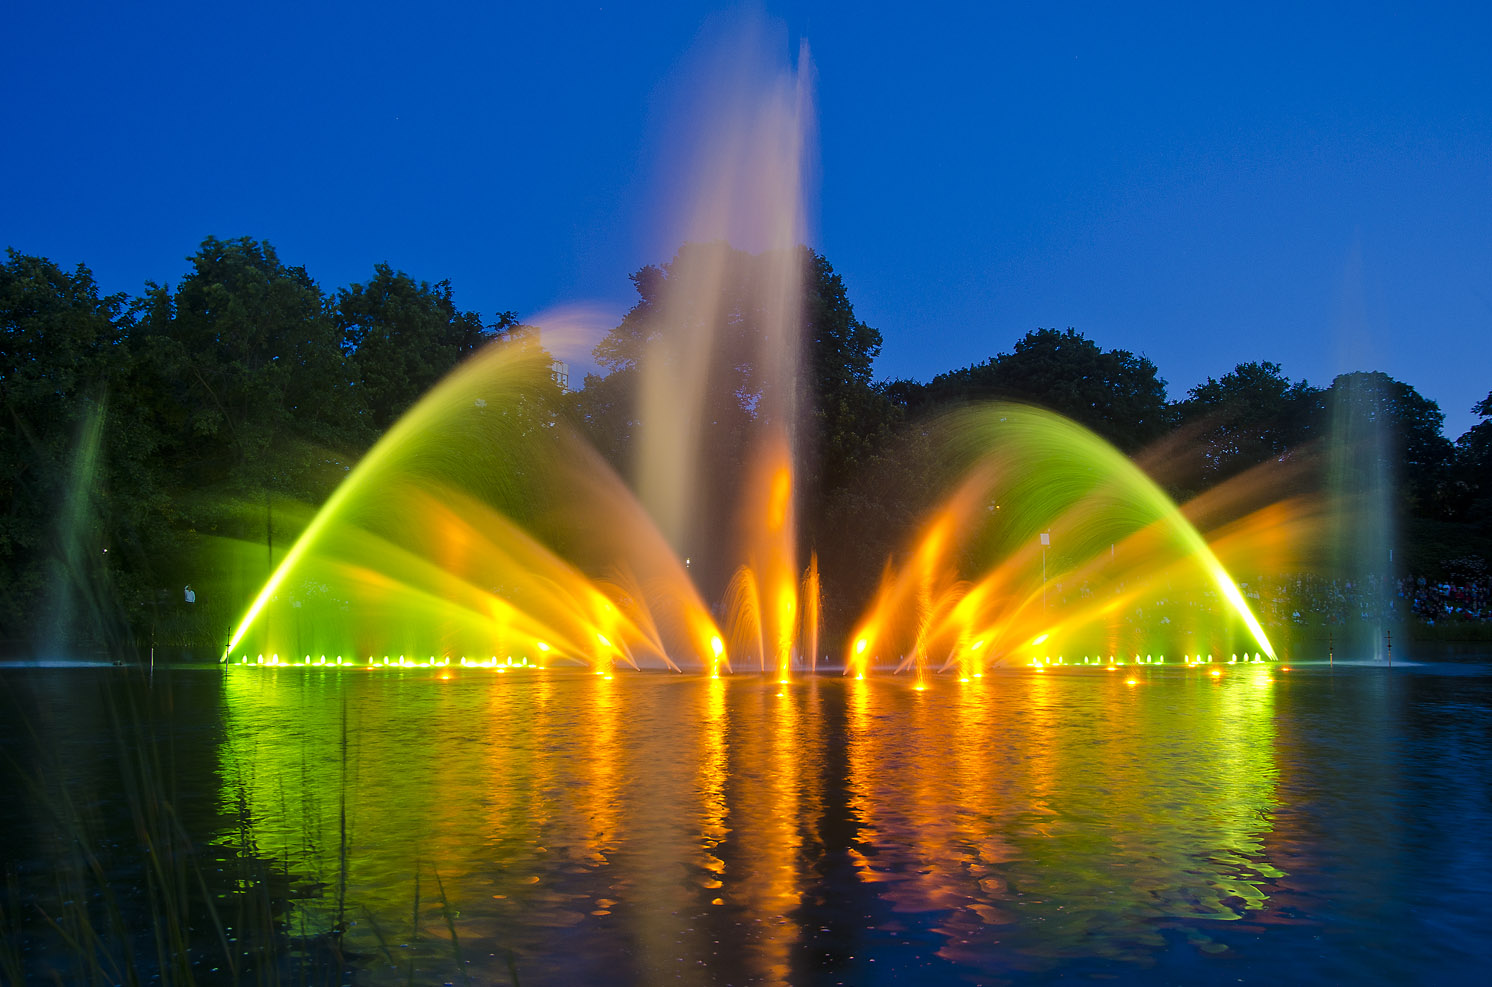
[221,35,1281,678]
[848,404,1280,682]
[217,340,1286,678]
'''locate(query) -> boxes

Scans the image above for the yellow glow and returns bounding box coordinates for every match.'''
[1032,633,1049,646]
[767,465,792,530]
[854,638,867,654]
[536,641,550,651]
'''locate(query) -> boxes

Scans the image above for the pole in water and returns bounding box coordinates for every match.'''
[1328,632,1333,666]
[1386,629,1392,667]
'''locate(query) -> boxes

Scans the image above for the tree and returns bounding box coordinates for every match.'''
[0,250,138,650]
[800,250,897,498]
[336,264,500,432]
[576,241,892,490]
[122,238,369,653]
[574,241,895,616]
[1176,361,1323,483]
[1447,390,1492,557]
[1325,371,1453,519]
[128,236,375,520]
[915,328,1171,451]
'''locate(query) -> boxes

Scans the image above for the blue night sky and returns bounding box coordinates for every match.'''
[4,1,1489,437]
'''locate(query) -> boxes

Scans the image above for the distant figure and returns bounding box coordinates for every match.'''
[184,585,196,604]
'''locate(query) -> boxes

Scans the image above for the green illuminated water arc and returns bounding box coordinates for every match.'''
[957,404,1276,660]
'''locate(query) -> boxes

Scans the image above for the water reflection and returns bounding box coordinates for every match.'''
[211,668,1298,981]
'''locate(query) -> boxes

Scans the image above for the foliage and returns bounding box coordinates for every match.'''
[573,241,896,615]
[0,238,527,656]
[1175,361,1324,484]
[337,264,504,432]
[1448,390,1492,557]
[1324,370,1455,519]
[907,327,1171,451]
[2,233,1487,655]
[0,250,138,650]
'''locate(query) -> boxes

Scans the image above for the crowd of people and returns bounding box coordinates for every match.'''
[1246,574,1492,627]
[1056,572,1492,634]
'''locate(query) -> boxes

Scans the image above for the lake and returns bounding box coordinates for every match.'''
[2,660,1489,984]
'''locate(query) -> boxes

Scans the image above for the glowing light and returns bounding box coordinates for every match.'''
[226,357,1283,676]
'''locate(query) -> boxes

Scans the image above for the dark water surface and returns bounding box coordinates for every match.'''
[3,661,1489,984]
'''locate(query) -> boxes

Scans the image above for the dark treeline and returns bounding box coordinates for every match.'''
[1,238,514,656]
[4,237,1491,657]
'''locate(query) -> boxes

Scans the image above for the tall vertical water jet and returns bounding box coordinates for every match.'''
[37,394,122,659]
[624,27,816,676]
[1326,372,1398,661]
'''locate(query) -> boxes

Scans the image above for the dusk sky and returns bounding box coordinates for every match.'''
[5,1,1489,437]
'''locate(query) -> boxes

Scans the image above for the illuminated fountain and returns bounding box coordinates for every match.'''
[225,36,825,677]
[221,359,1288,676]
[222,39,1285,678]
[847,405,1286,682]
